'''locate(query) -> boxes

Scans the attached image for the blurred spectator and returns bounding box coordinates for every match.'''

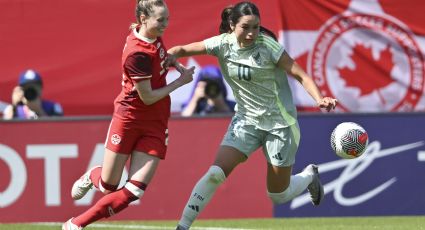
[3,69,63,119]
[181,65,235,117]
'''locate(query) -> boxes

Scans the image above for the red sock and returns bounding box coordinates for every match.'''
[90,168,118,192]
[89,167,102,189]
[72,188,138,227]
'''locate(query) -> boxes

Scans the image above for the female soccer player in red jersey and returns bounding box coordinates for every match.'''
[62,1,194,229]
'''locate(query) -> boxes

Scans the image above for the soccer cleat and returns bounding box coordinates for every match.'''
[305,164,324,206]
[62,218,83,230]
[176,225,188,230]
[71,166,101,200]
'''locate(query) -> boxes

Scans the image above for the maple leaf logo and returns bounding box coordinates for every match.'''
[338,44,395,105]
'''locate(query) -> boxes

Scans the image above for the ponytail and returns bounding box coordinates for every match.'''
[219,6,233,34]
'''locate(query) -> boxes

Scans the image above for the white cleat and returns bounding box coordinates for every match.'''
[305,164,324,206]
[62,218,83,230]
[71,166,101,200]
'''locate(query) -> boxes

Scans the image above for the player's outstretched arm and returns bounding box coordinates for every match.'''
[278,51,337,111]
[168,41,207,58]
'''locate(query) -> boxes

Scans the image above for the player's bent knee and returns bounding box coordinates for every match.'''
[99,179,119,195]
[124,180,147,199]
[207,165,226,184]
[267,190,288,204]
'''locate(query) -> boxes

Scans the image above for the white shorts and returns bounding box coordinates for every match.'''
[221,115,300,167]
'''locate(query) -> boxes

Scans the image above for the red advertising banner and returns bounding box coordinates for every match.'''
[0,117,271,222]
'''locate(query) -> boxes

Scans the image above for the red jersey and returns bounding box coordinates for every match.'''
[113,28,169,121]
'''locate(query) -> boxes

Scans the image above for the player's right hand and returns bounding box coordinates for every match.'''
[318,97,338,112]
[178,66,195,85]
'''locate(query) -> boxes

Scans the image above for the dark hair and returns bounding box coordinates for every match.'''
[219,1,277,41]
[131,0,166,29]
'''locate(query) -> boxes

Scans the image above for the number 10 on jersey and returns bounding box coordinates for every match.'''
[238,64,251,81]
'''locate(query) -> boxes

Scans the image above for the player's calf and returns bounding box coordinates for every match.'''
[97,180,146,218]
[70,180,147,227]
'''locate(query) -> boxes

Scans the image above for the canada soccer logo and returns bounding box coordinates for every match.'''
[308,13,425,112]
[111,134,121,145]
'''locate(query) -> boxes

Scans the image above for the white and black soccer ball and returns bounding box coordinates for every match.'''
[330,122,369,159]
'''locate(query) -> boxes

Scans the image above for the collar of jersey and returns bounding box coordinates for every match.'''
[133,28,157,43]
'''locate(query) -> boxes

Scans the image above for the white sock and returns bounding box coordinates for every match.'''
[178,166,226,229]
[268,170,313,204]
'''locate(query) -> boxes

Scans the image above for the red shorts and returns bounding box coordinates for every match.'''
[105,117,168,159]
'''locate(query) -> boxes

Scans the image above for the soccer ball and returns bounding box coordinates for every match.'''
[330,122,369,159]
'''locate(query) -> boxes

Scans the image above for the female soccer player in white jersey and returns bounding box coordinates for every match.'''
[168,1,337,229]
[62,0,194,229]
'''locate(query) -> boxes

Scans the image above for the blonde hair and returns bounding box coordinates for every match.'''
[130,0,166,29]
[130,0,165,29]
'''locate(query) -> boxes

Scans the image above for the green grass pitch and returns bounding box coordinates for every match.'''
[1,216,425,229]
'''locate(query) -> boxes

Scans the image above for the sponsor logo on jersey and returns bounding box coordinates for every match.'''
[253,52,263,65]
[159,48,165,59]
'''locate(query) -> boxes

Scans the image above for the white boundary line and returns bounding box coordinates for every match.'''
[417,150,425,161]
[32,222,254,230]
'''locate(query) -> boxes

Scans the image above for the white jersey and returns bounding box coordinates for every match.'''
[204,33,297,130]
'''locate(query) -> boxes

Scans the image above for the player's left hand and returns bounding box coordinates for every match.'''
[164,54,184,73]
[318,97,338,112]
